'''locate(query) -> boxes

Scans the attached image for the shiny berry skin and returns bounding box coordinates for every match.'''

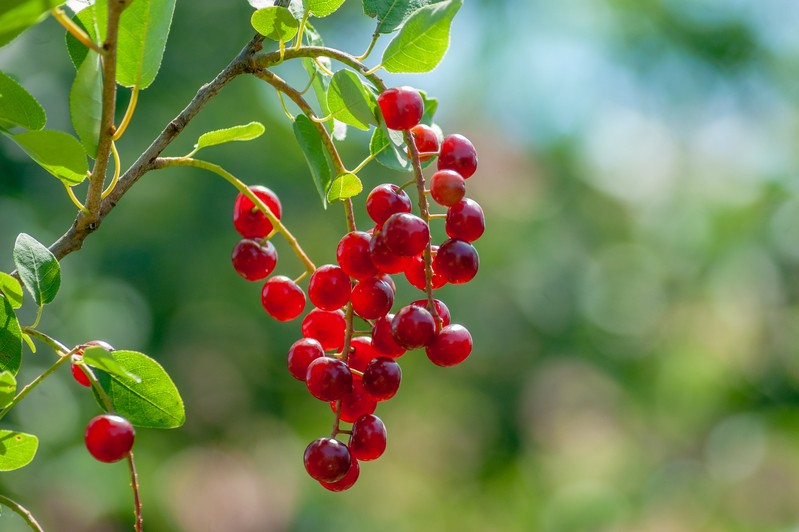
[409,124,440,161]
[369,230,411,274]
[377,86,423,131]
[233,185,282,238]
[261,276,306,321]
[303,437,351,483]
[433,239,479,284]
[308,265,351,311]
[331,379,377,423]
[377,273,396,293]
[82,340,115,352]
[425,324,473,367]
[410,298,451,328]
[71,363,91,387]
[306,357,352,401]
[404,247,447,291]
[437,134,477,179]
[382,213,430,257]
[362,357,402,401]
[287,338,325,381]
[347,336,378,373]
[231,239,278,281]
[84,414,135,463]
[430,169,466,207]
[302,309,346,351]
[371,314,406,358]
[351,277,394,319]
[446,198,485,242]
[349,414,387,461]
[337,231,379,280]
[391,305,436,350]
[366,184,412,226]
[319,458,360,492]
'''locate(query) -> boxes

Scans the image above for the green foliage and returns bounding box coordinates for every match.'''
[0,0,61,48]
[0,70,46,131]
[0,273,23,309]
[0,298,21,376]
[326,69,378,130]
[362,0,446,34]
[13,233,61,306]
[301,23,332,121]
[193,122,266,154]
[0,371,16,410]
[0,431,38,472]
[65,10,93,70]
[82,346,141,383]
[7,130,88,185]
[69,53,102,158]
[381,0,461,73]
[370,124,411,171]
[327,173,363,202]
[306,0,346,18]
[293,114,333,208]
[251,7,299,43]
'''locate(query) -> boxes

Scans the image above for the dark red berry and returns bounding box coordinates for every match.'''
[351,277,394,320]
[319,457,360,492]
[84,414,135,463]
[302,309,346,351]
[433,239,479,284]
[377,86,423,130]
[430,169,466,207]
[362,357,402,401]
[233,185,282,239]
[409,124,440,161]
[231,239,278,281]
[425,324,473,367]
[308,265,351,311]
[446,198,485,242]
[410,298,451,328]
[391,305,436,349]
[377,273,396,293]
[331,379,377,423]
[306,357,352,401]
[303,437,351,483]
[437,134,477,179]
[382,212,430,257]
[337,231,379,280]
[371,314,406,358]
[261,276,306,321]
[71,362,91,387]
[369,229,412,274]
[287,338,325,381]
[347,336,378,373]
[349,414,387,461]
[404,247,447,291]
[366,184,412,226]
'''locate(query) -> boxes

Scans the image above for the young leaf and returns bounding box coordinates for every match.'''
[326,69,378,131]
[381,0,461,73]
[69,53,102,158]
[8,130,88,186]
[0,371,15,410]
[0,0,61,48]
[93,350,185,429]
[251,6,299,43]
[116,0,176,88]
[0,273,23,309]
[363,0,446,34]
[13,233,61,306]
[82,346,141,383]
[327,173,363,203]
[293,114,333,208]
[306,0,346,18]
[0,297,21,376]
[0,71,46,131]
[0,431,38,471]
[193,122,265,154]
[370,125,412,172]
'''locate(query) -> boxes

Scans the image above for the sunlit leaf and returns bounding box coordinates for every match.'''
[0,431,38,471]
[251,6,298,42]
[193,122,265,153]
[306,0,345,18]
[8,130,88,185]
[0,273,23,309]
[327,173,363,203]
[326,69,378,131]
[370,124,412,171]
[0,371,15,410]
[117,0,176,88]
[13,233,61,306]
[82,346,141,383]
[0,70,46,131]
[0,0,61,48]
[362,0,446,34]
[293,114,333,208]
[69,52,102,158]
[381,0,461,73]
[0,298,21,376]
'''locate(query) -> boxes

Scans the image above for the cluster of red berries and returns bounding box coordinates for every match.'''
[228,85,482,490]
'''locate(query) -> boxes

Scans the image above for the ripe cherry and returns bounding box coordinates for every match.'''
[337,231,378,280]
[425,324,473,367]
[233,185,282,239]
[409,124,440,161]
[371,314,406,358]
[437,134,477,179]
[84,414,135,463]
[71,362,91,387]
[347,336,378,373]
[369,229,412,274]
[302,309,346,351]
[349,414,387,461]
[351,277,394,320]
[382,212,430,257]
[410,298,451,328]
[362,357,402,401]
[287,338,325,381]
[430,169,466,207]
[331,379,377,423]
[433,239,479,284]
[303,437,351,483]
[446,198,485,242]
[366,184,412,226]
[306,357,352,402]
[261,276,306,321]
[231,239,278,281]
[308,265,351,311]
[377,86,423,131]
[391,305,436,350]
[319,457,360,492]
[404,247,447,291]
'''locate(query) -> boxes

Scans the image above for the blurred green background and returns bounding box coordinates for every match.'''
[3,0,799,530]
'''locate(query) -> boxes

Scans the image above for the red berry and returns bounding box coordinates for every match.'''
[287,338,324,381]
[261,276,306,321]
[366,184,412,226]
[377,86,423,130]
[349,414,387,461]
[404,247,447,291]
[337,231,379,280]
[391,305,436,350]
[306,357,352,401]
[437,134,477,178]
[304,437,351,483]
[369,229,412,274]
[319,457,360,491]
[371,314,406,358]
[425,324,473,367]
[382,213,430,257]
[430,169,466,207]
[347,336,378,373]
[433,239,479,284]
[377,273,397,294]
[302,309,346,351]
[446,198,485,242]
[331,379,377,423]
[351,277,394,320]
[82,340,115,351]
[410,298,451,328]
[233,185,282,239]
[362,357,402,401]
[308,265,351,311]
[409,124,440,161]
[71,362,91,387]
[84,414,135,463]
[231,239,278,281]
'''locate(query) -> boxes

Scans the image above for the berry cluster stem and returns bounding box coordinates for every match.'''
[0,494,44,532]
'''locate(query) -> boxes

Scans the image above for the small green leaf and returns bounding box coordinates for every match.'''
[0,371,16,410]
[21,333,35,354]
[306,0,346,17]
[326,69,378,131]
[370,124,412,172]
[293,114,333,208]
[8,130,88,185]
[381,0,461,73]
[69,53,102,158]
[0,297,21,376]
[301,22,331,120]
[116,0,176,88]
[0,0,61,48]
[251,6,299,43]
[419,89,438,125]
[93,350,185,429]
[82,346,141,383]
[0,273,23,309]
[363,0,446,34]
[0,431,38,471]
[0,70,45,131]
[193,122,265,154]
[327,173,363,203]
[13,233,61,306]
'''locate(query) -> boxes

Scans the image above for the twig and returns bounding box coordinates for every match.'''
[0,494,44,532]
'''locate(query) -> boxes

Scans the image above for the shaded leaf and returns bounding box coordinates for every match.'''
[251,6,298,42]
[327,173,363,203]
[0,298,21,376]
[293,114,333,208]
[0,70,46,131]
[0,0,61,48]
[69,52,102,158]
[301,22,331,120]
[0,273,23,309]
[363,0,446,34]
[65,7,98,70]
[0,431,38,471]
[9,130,88,185]
[13,233,61,306]
[381,0,461,73]
[0,371,15,410]
[194,122,265,153]
[370,124,412,171]
[116,0,176,88]
[83,346,141,383]
[326,69,377,131]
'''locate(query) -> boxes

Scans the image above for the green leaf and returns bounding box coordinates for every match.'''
[419,89,438,125]
[381,0,461,73]
[8,130,88,185]
[13,233,61,306]
[327,173,363,203]
[0,431,38,471]
[21,333,35,354]
[306,0,346,17]
[0,297,21,376]
[370,124,412,172]
[69,53,102,158]
[82,346,141,383]
[363,0,446,34]
[93,350,185,429]
[65,7,98,71]
[0,0,61,48]
[0,273,23,309]
[301,22,331,119]
[0,371,16,410]
[116,0,176,88]
[251,7,298,43]
[193,122,265,154]
[326,69,378,131]
[293,114,333,208]
[0,70,46,131]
